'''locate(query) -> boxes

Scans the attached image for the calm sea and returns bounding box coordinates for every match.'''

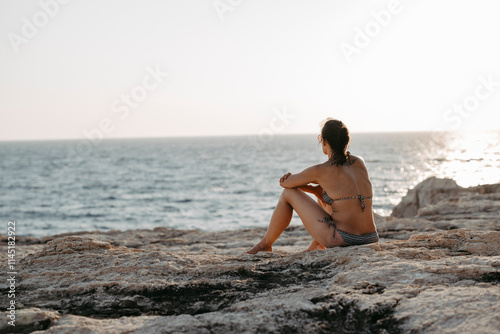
[1,131,499,237]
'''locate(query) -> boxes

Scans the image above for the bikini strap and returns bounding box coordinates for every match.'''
[331,194,372,211]
[332,195,360,202]
[318,215,339,240]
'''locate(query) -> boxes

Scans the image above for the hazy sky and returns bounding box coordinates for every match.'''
[1,0,500,141]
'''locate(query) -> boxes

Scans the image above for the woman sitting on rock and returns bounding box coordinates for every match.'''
[246,118,378,254]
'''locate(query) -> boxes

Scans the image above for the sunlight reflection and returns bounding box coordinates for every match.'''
[433,131,500,187]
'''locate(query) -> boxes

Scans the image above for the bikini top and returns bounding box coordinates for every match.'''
[322,190,372,212]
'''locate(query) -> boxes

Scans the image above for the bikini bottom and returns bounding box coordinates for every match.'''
[319,216,379,246]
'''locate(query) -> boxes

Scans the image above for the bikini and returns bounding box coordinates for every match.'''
[320,174,379,246]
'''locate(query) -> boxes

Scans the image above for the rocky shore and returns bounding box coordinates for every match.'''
[1,177,499,333]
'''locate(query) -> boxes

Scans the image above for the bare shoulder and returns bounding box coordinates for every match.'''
[350,154,367,168]
[299,163,326,178]
[310,162,330,176]
[313,161,336,180]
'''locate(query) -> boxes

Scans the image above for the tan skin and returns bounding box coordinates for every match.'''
[246,135,377,254]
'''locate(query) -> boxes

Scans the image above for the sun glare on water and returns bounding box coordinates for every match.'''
[432,131,500,187]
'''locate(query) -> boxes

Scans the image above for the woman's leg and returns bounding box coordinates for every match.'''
[245,188,294,254]
[306,198,331,251]
[246,188,343,254]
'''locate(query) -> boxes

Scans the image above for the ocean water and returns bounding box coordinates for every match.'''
[1,131,499,237]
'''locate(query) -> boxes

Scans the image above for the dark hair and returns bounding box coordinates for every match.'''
[320,118,350,166]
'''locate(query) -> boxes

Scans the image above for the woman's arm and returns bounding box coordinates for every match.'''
[279,165,321,189]
[297,184,324,200]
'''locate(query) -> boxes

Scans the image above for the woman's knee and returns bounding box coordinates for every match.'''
[280,188,300,201]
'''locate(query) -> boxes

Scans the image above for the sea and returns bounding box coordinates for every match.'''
[1,131,499,237]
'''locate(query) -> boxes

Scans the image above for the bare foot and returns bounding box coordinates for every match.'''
[306,239,326,252]
[245,240,272,254]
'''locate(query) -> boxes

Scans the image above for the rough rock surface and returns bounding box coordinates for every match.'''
[381,177,500,240]
[391,177,462,218]
[391,177,500,220]
[1,177,499,334]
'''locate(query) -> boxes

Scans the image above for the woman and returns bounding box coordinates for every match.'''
[246,119,378,254]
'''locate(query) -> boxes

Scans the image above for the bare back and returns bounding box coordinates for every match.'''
[316,155,376,235]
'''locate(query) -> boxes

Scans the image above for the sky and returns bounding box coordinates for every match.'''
[1,0,500,141]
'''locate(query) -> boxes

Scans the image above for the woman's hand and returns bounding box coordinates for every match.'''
[279,172,292,184]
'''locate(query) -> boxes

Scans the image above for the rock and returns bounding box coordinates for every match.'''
[42,236,113,255]
[0,226,497,333]
[396,286,500,334]
[379,178,500,238]
[392,177,461,218]
[402,229,500,256]
[0,308,60,334]
[0,177,499,333]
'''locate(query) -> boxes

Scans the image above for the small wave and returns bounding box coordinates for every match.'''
[78,213,105,218]
[24,210,46,216]
[175,199,193,203]
[41,223,56,230]
[93,225,110,230]
[161,205,180,212]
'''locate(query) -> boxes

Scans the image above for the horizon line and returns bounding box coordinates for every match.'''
[0,129,497,143]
